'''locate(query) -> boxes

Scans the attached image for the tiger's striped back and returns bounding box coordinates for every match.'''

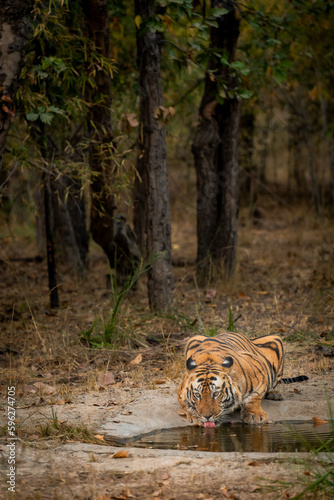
[178,331,292,426]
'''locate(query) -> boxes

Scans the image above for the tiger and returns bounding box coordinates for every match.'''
[177,331,308,427]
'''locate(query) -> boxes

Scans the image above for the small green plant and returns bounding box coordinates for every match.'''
[80,255,159,348]
[50,408,59,430]
[285,330,318,343]
[263,398,334,499]
[156,309,198,331]
[36,410,104,443]
[205,324,220,337]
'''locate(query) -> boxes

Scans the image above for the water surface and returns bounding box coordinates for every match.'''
[106,421,334,453]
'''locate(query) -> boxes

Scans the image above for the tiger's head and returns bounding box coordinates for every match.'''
[184,355,242,426]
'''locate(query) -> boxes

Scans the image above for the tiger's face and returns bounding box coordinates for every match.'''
[185,369,242,425]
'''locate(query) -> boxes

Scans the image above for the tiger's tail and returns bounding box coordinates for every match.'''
[280,375,309,384]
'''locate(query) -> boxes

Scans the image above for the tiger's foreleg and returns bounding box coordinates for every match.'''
[177,375,188,411]
[241,393,268,424]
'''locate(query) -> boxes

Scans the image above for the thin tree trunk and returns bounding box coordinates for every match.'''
[134,0,173,310]
[192,0,240,283]
[239,110,257,211]
[43,172,59,308]
[82,0,116,264]
[0,0,34,170]
[213,96,240,275]
[133,165,146,253]
[330,138,334,211]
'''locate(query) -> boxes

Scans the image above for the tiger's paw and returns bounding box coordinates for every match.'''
[185,414,203,426]
[266,389,285,401]
[241,409,269,425]
[190,416,204,427]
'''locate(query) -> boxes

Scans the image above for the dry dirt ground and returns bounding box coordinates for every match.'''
[1,197,334,499]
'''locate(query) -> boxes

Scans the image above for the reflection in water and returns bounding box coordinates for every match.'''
[125,422,334,453]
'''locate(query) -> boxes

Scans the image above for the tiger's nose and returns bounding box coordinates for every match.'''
[203,413,213,421]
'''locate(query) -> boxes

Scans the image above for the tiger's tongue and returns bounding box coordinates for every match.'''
[204,422,216,429]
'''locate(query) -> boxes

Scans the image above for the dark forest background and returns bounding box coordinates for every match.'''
[1,0,334,312]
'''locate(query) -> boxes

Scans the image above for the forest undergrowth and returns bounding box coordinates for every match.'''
[1,193,334,499]
[1,193,333,394]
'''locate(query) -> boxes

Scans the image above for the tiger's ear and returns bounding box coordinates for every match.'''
[222,356,233,368]
[186,356,197,371]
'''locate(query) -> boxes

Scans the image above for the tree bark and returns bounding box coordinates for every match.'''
[239,110,257,212]
[43,171,59,309]
[0,0,34,170]
[134,0,173,310]
[192,0,240,284]
[82,0,116,264]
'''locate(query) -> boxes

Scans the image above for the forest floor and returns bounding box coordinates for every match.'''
[0,194,334,499]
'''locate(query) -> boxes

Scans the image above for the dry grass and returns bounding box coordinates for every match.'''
[1,195,334,401]
[1,194,334,500]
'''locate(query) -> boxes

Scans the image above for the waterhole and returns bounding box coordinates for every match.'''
[106,421,334,453]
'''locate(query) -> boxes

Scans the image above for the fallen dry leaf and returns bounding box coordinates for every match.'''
[23,384,36,393]
[1,105,15,117]
[249,485,261,492]
[220,488,235,499]
[121,488,133,498]
[312,416,329,426]
[98,371,116,386]
[154,379,166,385]
[206,288,217,300]
[111,450,129,459]
[248,460,261,466]
[1,94,12,103]
[121,411,132,415]
[56,399,65,405]
[130,353,142,365]
[93,434,105,441]
[27,434,40,440]
[33,382,56,394]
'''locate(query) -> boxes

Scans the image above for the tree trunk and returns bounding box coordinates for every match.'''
[133,165,146,253]
[134,0,173,310]
[192,0,240,284]
[330,137,334,211]
[239,110,257,212]
[82,0,116,264]
[51,173,88,274]
[0,0,34,170]
[43,171,59,309]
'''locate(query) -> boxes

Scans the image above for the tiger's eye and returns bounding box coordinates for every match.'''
[212,391,220,399]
